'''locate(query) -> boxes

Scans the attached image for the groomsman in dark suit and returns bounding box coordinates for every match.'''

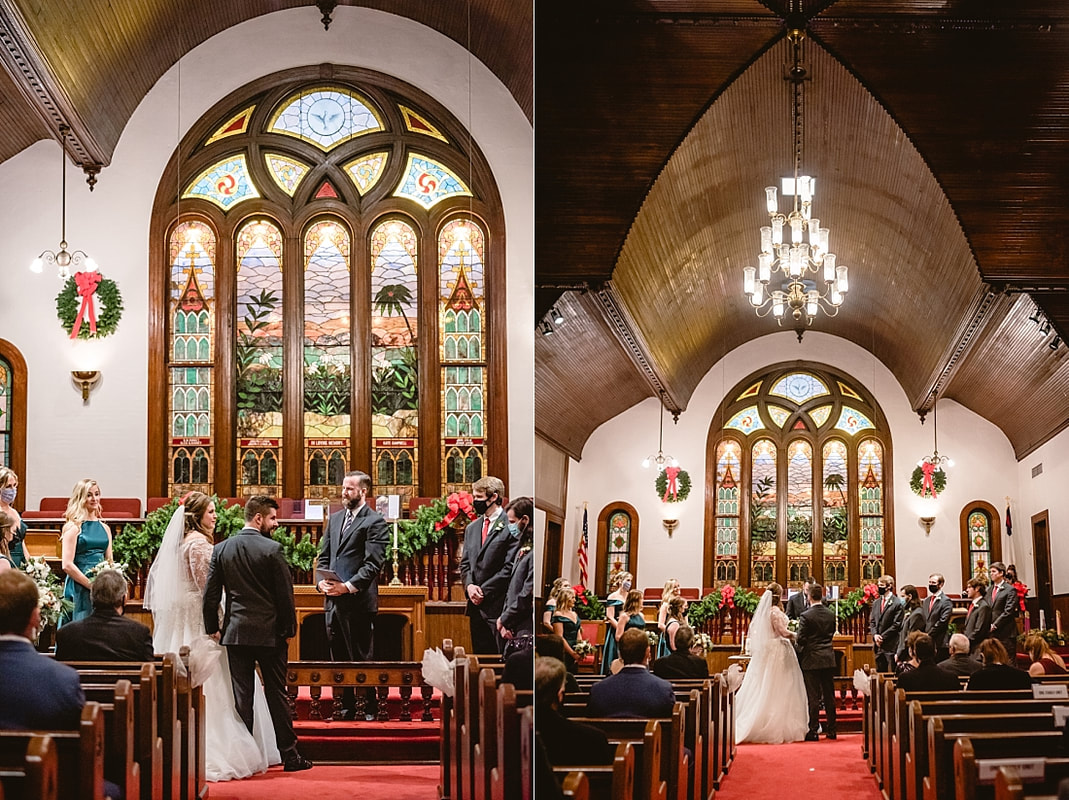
[795,583,838,741]
[316,471,389,719]
[988,562,1019,657]
[460,476,520,654]
[962,576,992,655]
[869,574,903,673]
[924,572,953,662]
[786,578,813,620]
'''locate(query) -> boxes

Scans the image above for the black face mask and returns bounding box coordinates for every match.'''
[928,584,940,595]
[473,495,494,516]
[877,585,888,595]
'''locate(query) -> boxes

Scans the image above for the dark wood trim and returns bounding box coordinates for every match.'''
[594,501,639,597]
[0,339,27,506]
[958,500,1001,590]
[539,508,565,600]
[1030,509,1052,617]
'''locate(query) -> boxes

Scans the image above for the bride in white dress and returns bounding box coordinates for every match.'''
[734,582,809,744]
[143,492,280,780]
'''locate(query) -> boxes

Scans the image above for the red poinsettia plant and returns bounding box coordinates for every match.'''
[1013,581,1028,613]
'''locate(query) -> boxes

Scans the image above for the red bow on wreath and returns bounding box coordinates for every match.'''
[436,491,475,531]
[662,466,681,502]
[70,271,102,340]
[920,461,938,499]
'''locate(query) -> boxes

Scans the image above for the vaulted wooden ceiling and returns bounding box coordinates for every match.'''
[0,0,531,179]
[535,0,1069,461]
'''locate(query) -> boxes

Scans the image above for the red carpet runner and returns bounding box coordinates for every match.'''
[716,734,881,800]
[206,763,439,799]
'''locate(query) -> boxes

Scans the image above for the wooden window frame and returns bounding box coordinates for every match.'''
[595,501,639,596]
[0,339,27,507]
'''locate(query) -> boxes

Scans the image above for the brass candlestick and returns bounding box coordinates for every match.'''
[388,520,403,586]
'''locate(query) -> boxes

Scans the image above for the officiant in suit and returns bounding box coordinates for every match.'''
[203,495,311,771]
[795,583,838,741]
[316,470,389,719]
[460,476,521,654]
[786,578,813,620]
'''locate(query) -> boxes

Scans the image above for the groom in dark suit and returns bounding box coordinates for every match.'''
[316,470,389,719]
[203,495,311,771]
[795,583,838,741]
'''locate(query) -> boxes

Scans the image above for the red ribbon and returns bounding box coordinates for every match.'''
[435,491,475,531]
[920,462,938,498]
[662,466,681,502]
[70,271,101,339]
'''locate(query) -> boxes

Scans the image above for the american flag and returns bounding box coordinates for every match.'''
[577,506,589,586]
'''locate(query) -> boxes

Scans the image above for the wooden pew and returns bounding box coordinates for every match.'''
[584,718,668,800]
[490,683,523,800]
[561,771,589,800]
[0,735,58,800]
[520,706,533,800]
[438,639,456,800]
[953,734,1068,800]
[552,742,635,800]
[995,761,1069,800]
[0,703,105,800]
[80,680,140,800]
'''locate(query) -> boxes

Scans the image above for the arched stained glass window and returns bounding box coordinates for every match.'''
[967,510,991,578]
[268,87,384,148]
[704,364,893,589]
[183,155,260,210]
[960,502,1001,588]
[605,511,632,576]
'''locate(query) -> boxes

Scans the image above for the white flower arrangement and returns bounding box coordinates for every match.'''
[86,559,129,580]
[20,556,71,629]
[692,632,714,655]
[573,639,595,658]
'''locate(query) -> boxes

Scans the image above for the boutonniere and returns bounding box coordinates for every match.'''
[517,544,532,559]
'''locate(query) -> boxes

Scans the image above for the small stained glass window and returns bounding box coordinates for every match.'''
[605,511,631,576]
[834,406,875,436]
[767,405,790,429]
[769,372,829,404]
[205,107,254,145]
[268,87,384,149]
[399,105,448,142]
[183,155,260,210]
[345,152,389,195]
[395,154,472,209]
[967,510,992,579]
[809,405,833,427]
[725,405,764,434]
[264,153,310,196]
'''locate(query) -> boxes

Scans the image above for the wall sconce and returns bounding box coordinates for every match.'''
[919,516,936,536]
[662,518,679,537]
[71,370,101,403]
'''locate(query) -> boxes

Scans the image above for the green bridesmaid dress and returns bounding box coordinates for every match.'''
[59,520,109,626]
[601,598,624,674]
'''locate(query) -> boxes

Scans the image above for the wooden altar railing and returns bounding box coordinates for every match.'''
[689,599,874,645]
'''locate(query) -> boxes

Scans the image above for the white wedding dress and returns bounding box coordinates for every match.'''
[734,591,809,744]
[144,509,280,781]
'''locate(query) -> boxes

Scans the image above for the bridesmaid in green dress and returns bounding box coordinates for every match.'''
[601,571,631,674]
[59,479,112,626]
[0,467,27,567]
[657,578,682,660]
[610,590,647,671]
[551,586,582,674]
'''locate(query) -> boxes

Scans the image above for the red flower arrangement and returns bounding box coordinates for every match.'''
[719,584,736,609]
[1013,581,1028,614]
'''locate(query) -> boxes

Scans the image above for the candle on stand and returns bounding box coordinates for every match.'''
[1040,609,1046,630]
[1057,610,1063,636]
[393,520,398,550]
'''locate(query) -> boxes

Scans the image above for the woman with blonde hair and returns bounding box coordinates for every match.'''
[0,511,15,570]
[542,576,570,632]
[664,595,688,652]
[1024,633,1067,676]
[59,479,112,626]
[601,570,632,674]
[551,586,581,673]
[0,467,26,567]
[657,578,682,659]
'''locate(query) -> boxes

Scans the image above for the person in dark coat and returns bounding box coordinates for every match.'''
[55,568,153,662]
[923,573,954,662]
[937,633,981,677]
[988,562,1019,658]
[498,496,534,655]
[785,578,812,620]
[897,631,960,691]
[967,638,1033,690]
[870,574,903,673]
[962,577,992,655]
[587,628,674,719]
[537,656,613,767]
[652,625,710,679]
[795,583,838,740]
[896,585,926,671]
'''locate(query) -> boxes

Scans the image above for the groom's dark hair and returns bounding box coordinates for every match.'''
[244,495,278,522]
[808,583,824,602]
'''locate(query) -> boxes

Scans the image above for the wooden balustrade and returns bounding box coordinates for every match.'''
[284,661,435,722]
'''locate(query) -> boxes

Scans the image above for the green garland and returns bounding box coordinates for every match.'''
[56,273,124,339]
[655,467,692,503]
[909,465,947,497]
[387,496,474,560]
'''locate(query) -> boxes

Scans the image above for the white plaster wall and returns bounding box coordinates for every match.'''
[0,7,533,505]
[564,331,1021,594]
[1016,425,1069,595]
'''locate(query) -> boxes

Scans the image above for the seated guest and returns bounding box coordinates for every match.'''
[937,633,981,677]
[1023,632,1068,677]
[55,569,154,662]
[652,625,710,679]
[587,628,674,718]
[967,638,1033,690]
[0,570,85,729]
[896,631,960,691]
[536,656,613,767]
[536,634,579,693]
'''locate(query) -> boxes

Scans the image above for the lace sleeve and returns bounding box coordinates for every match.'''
[770,607,792,639]
[186,537,214,593]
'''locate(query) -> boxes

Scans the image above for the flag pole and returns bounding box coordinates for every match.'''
[1004,495,1017,567]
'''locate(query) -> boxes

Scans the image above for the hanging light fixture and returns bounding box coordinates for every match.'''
[30,125,97,279]
[918,396,954,472]
[641,392,677,470]
[741,15,848,342]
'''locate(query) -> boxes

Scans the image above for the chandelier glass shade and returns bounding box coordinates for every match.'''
[30,125,97,279]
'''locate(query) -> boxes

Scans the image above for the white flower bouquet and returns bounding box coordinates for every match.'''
[21,556,71,629]
[692,632,714,655]
[87,559,130,580]
[573,639,595,658]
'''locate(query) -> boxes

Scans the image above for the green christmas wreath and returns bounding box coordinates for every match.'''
[910,465,947,497]
[56,273,124,339]
[655,467,692,503]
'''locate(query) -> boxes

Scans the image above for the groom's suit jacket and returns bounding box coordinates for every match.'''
[795,603,838,671]
[203,528,296,647]
[317,503,389,615]
[460,512,520,619]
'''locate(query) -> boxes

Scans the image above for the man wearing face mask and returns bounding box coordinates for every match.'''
[870,575,903,673]
[461,476,520,654]
[499,496,534,665]
[923,573,953,663]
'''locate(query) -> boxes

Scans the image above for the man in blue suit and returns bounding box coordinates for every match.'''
[0,570,84,730]
[587,628,674,718]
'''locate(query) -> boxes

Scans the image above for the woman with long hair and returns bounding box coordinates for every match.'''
[0,511,15,570]
[895,585,925,675]
[0,467,26,567]
[551,586,581,673]
[663,596,688,652]
[601,571,632,674]
[144,492,279,779]
[734,583,808,743]
[656,578,682,659]
[1023,633,1067,676]
[543,576,570,632]
[967,638,1033,690]
[59,479,112,626]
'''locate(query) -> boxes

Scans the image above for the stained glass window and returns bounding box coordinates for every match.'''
[0,357,10,468]
[750,439,777,586]
[345,152,388,195]
[835,406,875,436]
[606,511,632,576]
[440,219,486,492]
[303,219,351,498]
[858,438,884,579]
[235,219,283,497]
[770,373,829,404]
[395,154,472,209]
[168,221,216,496]
[371,219,419,503]
[822,440,849,586]
[399,106,448,142]
[725,405,764,434]
[715,440,741,584]
[967,510,992,580]
[182,155,260,210]
[810,405,833,428]
[264,153,310,196]
[767,405,790,429]
[787,441,813,583]
[205,107,254,144]
[268,87,384,149]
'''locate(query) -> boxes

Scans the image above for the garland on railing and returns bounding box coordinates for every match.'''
[387,492,477,560]
[573,585,606,620]
[686,583,761,628]
[835,583,879,620]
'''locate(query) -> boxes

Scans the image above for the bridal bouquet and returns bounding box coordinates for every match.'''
[21,556,71,628]
[87,559,130,580]
[693,633,714,655]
